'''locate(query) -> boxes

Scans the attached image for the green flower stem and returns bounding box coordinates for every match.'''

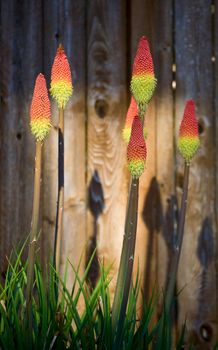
[165,162,190,314]
[53,108,64,272]
[112,177,139,344]
[139,104,147,122]
[26,141,42,316]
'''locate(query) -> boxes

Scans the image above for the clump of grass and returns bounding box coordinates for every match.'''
[0,245,189,350]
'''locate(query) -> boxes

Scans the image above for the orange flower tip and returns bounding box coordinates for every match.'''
[30,73,52,142]
[178,100,200,163]
[130,36,157,106]
[122,96,148,143]
[127,116,147,178]
[122,97,138,143]
[50,45,73,108]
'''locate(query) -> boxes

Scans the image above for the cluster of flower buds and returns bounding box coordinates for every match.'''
[178,100,200,163]
[130,36,157,117]
[30,45,73,142]
[125,36,200,179]
[126,36,156,178]
[50,44,73,109]
[30,74,51,142]
[127,116,147,178]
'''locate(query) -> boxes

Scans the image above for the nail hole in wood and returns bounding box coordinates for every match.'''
[95,99,109,119]
[16,132,22,140]
[200,323,213,342]
[55,32,60,39]
[198,120,204,135]
[163,45,171,51]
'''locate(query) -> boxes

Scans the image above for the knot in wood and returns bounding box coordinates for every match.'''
[200,323,213,342]
[95,99,109,118]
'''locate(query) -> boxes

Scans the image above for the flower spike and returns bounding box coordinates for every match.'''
[178,100,200,163]
[50,44,73,108]
[30,73,51,142]
[130,36,157,115]
[127,116,147,178]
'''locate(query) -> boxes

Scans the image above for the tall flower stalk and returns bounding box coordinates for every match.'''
[50,44,73,271]
[27,73,51,316]
[112,37,156,346]
[112,117,146,347]
[165,100,200,314]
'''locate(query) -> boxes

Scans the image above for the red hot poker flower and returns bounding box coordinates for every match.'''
[30,73,51,142]
[130,36,157,114]
[50,44,73,108]
[178,100,200,163]
[127,116,147,178]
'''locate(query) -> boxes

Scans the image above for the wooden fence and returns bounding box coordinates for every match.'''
[0,0,217,347]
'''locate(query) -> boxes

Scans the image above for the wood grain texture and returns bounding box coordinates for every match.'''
[87,0,128,296]
[153,0,175,310]
[175,0,218,346]
[60,0,86,285]
[0,0,42,273]
[215,0,218,335]
[40,0,59,266]
[42,0,87,286]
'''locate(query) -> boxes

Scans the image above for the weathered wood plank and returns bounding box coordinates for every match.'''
[155,0,176,306]
[87,0,128,295]
[40,0,59,266]
[130,0,157,304]
[130,0,173,302]
[151,0,174,307]
[215,0,218,337]
[0,0,42,273]
[175,0,218,345]
[42,0,87,284]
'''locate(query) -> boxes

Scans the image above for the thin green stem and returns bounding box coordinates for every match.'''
[26,141,42,319]
[139,103,147,123]
[112,177,139,345]
[53,108,64,272]
[165,162,190,314]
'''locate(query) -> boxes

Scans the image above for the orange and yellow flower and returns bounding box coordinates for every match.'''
[50,44,73,108]
[123,97,138,143]
[178,100,200,163]
[130,36,156,113]
[30,73,51,141]
[127,116,147,178]
[123,96,148,143]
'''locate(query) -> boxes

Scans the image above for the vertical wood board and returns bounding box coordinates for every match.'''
[151,0,174,302]
[42,0,87,287]
[0,0,43,272]
[87,0,128,295]
[214,0,218,332]
[175,0,217,345]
